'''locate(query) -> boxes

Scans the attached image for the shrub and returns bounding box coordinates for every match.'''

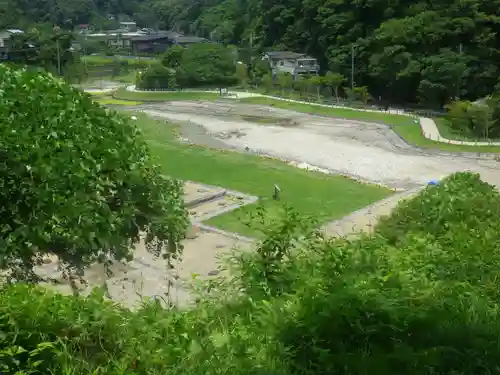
[376,172,500,298]
[0,65,188,285]
[2,166,500,375]
[251,172,500,374]
[445,99,499,139]
[162,43,238,88]
[136,64,177,90]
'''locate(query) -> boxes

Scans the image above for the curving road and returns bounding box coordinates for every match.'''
[124,100,500,190]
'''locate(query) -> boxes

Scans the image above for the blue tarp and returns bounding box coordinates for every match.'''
[428,179,440,185]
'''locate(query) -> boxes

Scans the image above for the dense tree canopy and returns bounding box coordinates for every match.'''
[152,0,500,107]
[139,43,237,89]
[2,0,500,106]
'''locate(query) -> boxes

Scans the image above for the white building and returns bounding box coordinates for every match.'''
[262,51,320,77]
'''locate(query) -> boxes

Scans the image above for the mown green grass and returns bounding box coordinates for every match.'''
[239,96,414,126]
[88,92,143,106]
[97,98,144,105]
[134,113,391,236]
[82,55,159,65]
[392,121,500,153]
[434,117,500,143]
[113,87,223,102]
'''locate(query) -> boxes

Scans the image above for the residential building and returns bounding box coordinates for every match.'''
[173,36,209,47]
[85,29,210,54]
[130,32,179,53]
[0,29,25,58]
[130,32,209,53]
[76,24,91,34]
[107,33,134,49]
[119,22,137,32]
[262,51,320,77]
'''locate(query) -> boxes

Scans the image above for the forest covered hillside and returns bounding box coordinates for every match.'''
[2,0,500,106]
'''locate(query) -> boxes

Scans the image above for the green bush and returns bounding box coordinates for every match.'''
[162,43,238,88]
[136,64,177,90]
[376,172,500,244]
[273,173,500,374]
[2,168,500,374]
[445,99,500,139]
[0,65,188,284]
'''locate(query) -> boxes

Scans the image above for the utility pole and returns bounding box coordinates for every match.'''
[53,25,61,76]
[455,43,463,100]
[351,45,354,90]
[56,38,61,75]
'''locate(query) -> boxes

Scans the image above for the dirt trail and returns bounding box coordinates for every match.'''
[323,187,422,237]
[130,101,500,190]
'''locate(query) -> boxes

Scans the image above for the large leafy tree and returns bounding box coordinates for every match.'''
[0,65,188,285]
[166,43,237,87]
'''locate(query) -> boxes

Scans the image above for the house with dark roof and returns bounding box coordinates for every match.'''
[129,31,180,53]
[0,29,31,58]
[173,36,209,47]
[263,51,319,77]
[129,32,209,53]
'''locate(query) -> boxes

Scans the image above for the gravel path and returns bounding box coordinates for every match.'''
[132,101,500,190]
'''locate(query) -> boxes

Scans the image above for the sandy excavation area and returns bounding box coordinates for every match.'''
[35,182,255,309]
[134,101,500,189]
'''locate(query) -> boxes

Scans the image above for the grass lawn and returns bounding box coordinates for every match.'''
[113,87,223,102]
[88,92,143,106]
[97,98,144,105]
[132,113,392,237]
[239,96,414,126]
[84,72,138,84]
[82,55,159,65]
[392,122,500,153]
[434,117,500,143]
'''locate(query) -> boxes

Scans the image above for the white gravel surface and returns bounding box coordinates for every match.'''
[137,101,500,189]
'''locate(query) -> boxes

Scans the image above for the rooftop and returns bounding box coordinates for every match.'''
[5,29,24,34]
[264,51,314,60]
[130,31,184,42]
[175,36,208,44]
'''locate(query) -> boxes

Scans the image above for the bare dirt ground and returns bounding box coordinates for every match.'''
[35,182,255,309]
[129,100,500,189]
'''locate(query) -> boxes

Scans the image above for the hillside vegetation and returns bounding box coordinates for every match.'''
[2,172,500,374]
[4,0,500,109]
[0,69,499,369]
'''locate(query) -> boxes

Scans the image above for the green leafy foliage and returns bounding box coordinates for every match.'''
[2,172,500,374]
[136,64,177,90]
[140,0,500,107]
[445,99,500,139]
[7,0,500,108]
[162,43,238,88]
[377,173,500,243]
[0,65,188,283]
[8,27,75,76]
